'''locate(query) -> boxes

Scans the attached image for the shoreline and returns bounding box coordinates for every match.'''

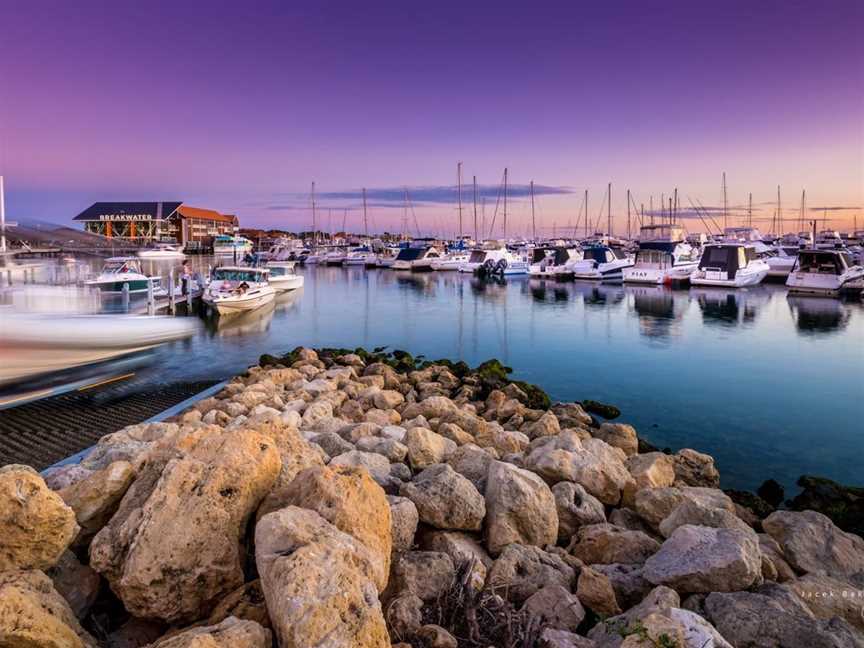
[3,345,862,647]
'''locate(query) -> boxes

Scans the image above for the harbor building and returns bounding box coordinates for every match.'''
[73,202,238,246]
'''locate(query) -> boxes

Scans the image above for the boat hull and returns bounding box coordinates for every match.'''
[623,263,697,285]
[268,275,305,292]
[204,287,276,315]
[690,266,769,288]
[85,278,156,294]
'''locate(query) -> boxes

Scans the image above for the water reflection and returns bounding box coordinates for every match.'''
[629,286,685,340]
[691,286,772,327]
[787,295,852,334]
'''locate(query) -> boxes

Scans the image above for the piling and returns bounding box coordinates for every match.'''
[168,269,176,315]
[122,282,130,312]
[146,279,156,316]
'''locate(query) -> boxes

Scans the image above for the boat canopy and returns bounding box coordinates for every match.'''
[698,244,757,277]
[583,246,622,263]
[794,250,852,275]
[531,248,554,263]
[395,247,428,261]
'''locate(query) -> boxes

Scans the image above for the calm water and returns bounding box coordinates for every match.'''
[12,258,864,493]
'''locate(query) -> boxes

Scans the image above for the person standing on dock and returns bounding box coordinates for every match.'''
[180,259,191,295]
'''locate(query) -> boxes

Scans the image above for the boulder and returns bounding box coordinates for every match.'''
[312,431,354,457]
[247,418,325,489]
[658,498,755,538]
[437,421,474,446]
[673,448,720,488]
[791,572,864,632]
[446,443,494,493]
[590,563,653,611]
[553,481,606,542]
[577,566,622,617]
[149,617,271,648]
[356,436,409,463]
[256,506,389,648]
[594,422,638,456]
[385,594,424,642]
[416,625,458,648]
[0,464,79,571]
[634,486,734,528]
[666,607,733,648]
[484,460,559,555]
[267,465,392,592]
[705,583,864,648]
[421,530,491,590]
[523,584,586,632]
[568,524,661,566]
[586,585,680,646]
[643,524,763,593]
[758,533,796,582]
[389,550,456,602]
[622,452,675,506]
[524,412,561,439]
[58,460,135,544]
[374,389,405,410]
[329,450,392,485]
[0,569,96,648]
[405,427,457,470]
[46,550,101,620]
[400,464,485,531]
[486,544,576,605]
[539,628,597,648]
[388,495,420,553]
[763,509,864,582]
[90,429,281,623]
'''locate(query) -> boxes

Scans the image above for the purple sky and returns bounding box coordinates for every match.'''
[1,0,862,235]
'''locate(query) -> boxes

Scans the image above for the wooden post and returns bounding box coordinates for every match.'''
[168,269,176,315]
[122,282,130,312]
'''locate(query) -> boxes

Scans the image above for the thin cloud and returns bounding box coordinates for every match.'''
[280,184,574,205]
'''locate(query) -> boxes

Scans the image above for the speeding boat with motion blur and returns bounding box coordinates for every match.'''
[137,243,186,260]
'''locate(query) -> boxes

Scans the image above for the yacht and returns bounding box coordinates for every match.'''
[137,243,186,260]
[302,248,325,265]
[558,245,633,281]
[265,261,305,292]
[459,243,529,275]
[85,257,161,294]
[392,245,442,271]
[213,234,253,256]
[431,250,471,271]
[623,225,699,285]
[528,246,581,278]
[689,243,770,287]
[786,249,864,296]
[203,266,276,315]
[344,247,378,266]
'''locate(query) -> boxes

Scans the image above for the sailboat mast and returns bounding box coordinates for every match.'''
[584,189,589,238]
[457,162,463,241]
[777,186,782,237]
[0,175,6,254]
[722,172,728,230]
[748,193,753,229]
[607,182,612,236]
[503,167,508,240]
[800,189,806,234]
[626,189,631,239]
[673,188,678,224]
[362,188,368,238]
[311,181,317,245]
[473,176,478,243]
[530,180,536,241]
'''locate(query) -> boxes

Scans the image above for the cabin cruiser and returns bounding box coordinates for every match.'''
[203,266,276,315]
[213,234,253,256]
[558,245,633,281]
[302,248,325,264]
[814,230,845,250]
[265,261,305,292]
[431,251,471,271]
[344,247,378,266]
[392,245,442,271]
[785,249,864,296]
[260,238,305,262]
[137,243,185,260]
[324,247,348,266]
[459,243,529,275]
[85,257,161,294]
[623,225,699,285]
[528,247,581,278]
[0,313,197,406]
[689,243,770,287]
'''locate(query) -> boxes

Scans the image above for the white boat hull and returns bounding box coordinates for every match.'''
[786,269,864,295]
[268,275,305,292]
[137,250,185,260]
[623,262,698,285]
[690,264,769,288]
[566,259,633,282]
[204,286,276,315]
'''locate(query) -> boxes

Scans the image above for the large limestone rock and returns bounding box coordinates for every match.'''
[622,452,675,506]
[400,464,485,531]
[658,498,755,538]
[634,486,734,528]
[269,465,392,592]
[256,506,389,648]
[587,585,681,645]
[389,550,456,602]
[484,460,558,555]
[446,443,494,493]
[486,544,576,605]
[90,429,281,623]
[150,617,271,647]
[791,572,864,632]
[594,422,638,456]
[385,594,424,642]
[673,448,720,488]
[763,509,864,582]
[58,460,135,543]
[577,566,621,617]
[523,584,586,633]
[643,524,763,593]
[591,563,653,611]
[666,607,733,648]
[243,416,325,489]
[329,450,392,486]
[388,495,419,553]
[567,524,661,565]
[553,481,606,542]
[0,465,79,571]
[405,427,457,470]
[705,583,864,648]
[0,569,96,648]
[421,530,492,590]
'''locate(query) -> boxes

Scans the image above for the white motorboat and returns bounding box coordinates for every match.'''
[528,247,581,278]
[558,245,633,281]
[392,245,442,271]
[431,251,471,271]
[266,261,305,292]
[344,248,378,266]
[0,313,197,402]
[689,243,770,287]
[623,225,699,285]
[460,244,529,275]
[375,246,402,268]
[785,249,864,296]
[137,243,186,260]
[85,257,161,294]
[765,246,798,279]
[213,234,253,256]
[324,248,348,266]
[203,266,276,315]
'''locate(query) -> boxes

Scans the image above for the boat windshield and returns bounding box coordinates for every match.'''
[395,248,426,261]
[469,250,486,263]
[268,266,287,276]
[103,261,137,273]
[213,269,264,282]
[584,248,611,263]
[795,251,846,275]
[635,250,670,265]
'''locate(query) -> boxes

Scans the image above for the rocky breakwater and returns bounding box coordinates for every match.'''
[2,346,862,648]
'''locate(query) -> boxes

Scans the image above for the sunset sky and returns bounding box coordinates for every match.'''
[0,0,862,235]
